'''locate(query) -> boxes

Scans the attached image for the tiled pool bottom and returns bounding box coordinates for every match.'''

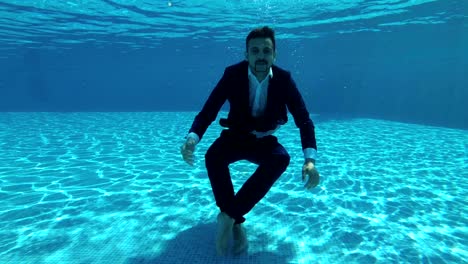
[0,112,466,264]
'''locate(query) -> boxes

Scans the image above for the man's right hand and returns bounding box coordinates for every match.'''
[180,138,197,166]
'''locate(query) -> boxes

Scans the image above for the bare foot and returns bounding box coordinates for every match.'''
[216,212,234,255]
[232,224,248,254]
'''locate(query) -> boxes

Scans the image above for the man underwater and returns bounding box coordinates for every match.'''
[181,26,320,255]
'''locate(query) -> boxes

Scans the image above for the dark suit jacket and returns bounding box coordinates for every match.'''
[188,60,317,151]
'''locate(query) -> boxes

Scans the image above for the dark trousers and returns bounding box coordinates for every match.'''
[205,129,290,224]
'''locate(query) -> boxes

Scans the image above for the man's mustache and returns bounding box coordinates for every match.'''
[255,60,267,64]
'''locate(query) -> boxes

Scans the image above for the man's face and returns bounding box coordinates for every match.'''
[245,37,276,74]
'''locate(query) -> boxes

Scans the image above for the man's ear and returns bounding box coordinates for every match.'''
[244,51,248,61]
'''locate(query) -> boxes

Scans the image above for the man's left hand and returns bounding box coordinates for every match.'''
[302,161,320,189]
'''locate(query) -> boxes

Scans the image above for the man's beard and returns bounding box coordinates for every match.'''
[255,60,268,72]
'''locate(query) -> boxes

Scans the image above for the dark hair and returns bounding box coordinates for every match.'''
[246,26,276,51]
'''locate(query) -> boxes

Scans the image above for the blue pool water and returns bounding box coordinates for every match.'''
[1,0,467,263]
[0,112,466,263]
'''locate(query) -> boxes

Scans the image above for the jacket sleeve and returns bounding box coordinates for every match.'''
[285,74,317,151]
[187,69,230,141]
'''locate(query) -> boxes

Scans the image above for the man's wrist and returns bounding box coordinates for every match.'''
[303,148,317,162]
[186,132,200,145]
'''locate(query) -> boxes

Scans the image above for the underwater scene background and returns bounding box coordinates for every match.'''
[0,1,467,263]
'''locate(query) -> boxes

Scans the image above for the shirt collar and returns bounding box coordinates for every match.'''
[248,66,273,82]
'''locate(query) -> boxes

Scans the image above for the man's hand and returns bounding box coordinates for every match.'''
[302,161,319,189]
[180,138,196,166]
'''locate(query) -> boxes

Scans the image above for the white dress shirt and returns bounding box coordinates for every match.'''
[188,66,317,162]
[249,66,272,118]
[248,66,280,138]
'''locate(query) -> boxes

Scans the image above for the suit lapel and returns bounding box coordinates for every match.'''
[241,62,251,113]
[264,69,278,117]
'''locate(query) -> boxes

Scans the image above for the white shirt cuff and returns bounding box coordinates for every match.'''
[187,132,200,144]
[303,148,317,161]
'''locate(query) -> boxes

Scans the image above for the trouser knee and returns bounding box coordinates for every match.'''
[269,153,290,172]
[279,153,291,169]
[205,147,226,166]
